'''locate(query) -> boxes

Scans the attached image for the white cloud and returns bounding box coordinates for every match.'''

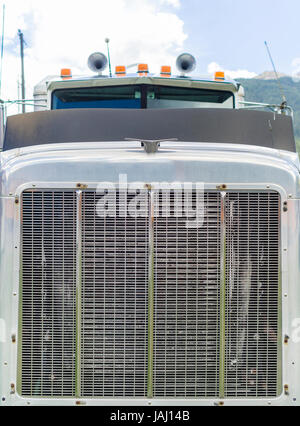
[292,58,300,76]
[0,0,187,114]
[160,0,181,8]
[207,61,257,80]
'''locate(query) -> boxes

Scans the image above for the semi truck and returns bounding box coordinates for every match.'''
[0,52,299,406]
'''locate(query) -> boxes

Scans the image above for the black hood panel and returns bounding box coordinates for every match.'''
[3,108,296,152]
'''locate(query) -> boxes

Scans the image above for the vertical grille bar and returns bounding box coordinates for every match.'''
[219,192,226,399]
[75,190,83,397]
[21,191,76,397]
[147,189,155,398]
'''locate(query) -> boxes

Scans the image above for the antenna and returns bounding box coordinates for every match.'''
[105,38,112,78]
[0,4,5,99]
[127,63,139,70]
[264,41,287,109]
[18,29,26,113]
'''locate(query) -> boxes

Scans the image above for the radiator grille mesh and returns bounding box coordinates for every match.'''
[224,193,280,397]
[21,191,76,397]
[153,191,220,398]
[20,189,280,399]
[81,191,148,397]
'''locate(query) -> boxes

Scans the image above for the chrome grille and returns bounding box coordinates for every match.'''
[224,192,280,397]
[20,189,281,399]
[153,191,221,397]
[21,191,76,397]
[81,190,148,397]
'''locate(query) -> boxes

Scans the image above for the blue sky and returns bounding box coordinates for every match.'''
[178,0,300,75]
[1,0,299,112]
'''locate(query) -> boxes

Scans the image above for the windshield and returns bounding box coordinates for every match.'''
[52,85,141,109]
[52,84,235,110]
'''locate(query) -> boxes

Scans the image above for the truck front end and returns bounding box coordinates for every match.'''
[0,53,299,406]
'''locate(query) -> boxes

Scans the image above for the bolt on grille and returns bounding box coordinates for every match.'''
[80,191,149,397]
[21,191,76,397]
[153,191,221,398]
[224,193,280,397]
[20,189,281,399]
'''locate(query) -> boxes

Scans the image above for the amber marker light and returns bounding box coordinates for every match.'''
[215,71,225,81]
[115,65,126,77]
[138,64,149,76]
[60,68,72,79]
[160,66,171,77]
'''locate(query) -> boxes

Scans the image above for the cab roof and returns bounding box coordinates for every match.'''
[35,74,240,95]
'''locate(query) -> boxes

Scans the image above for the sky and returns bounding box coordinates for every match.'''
[0,0,299,114]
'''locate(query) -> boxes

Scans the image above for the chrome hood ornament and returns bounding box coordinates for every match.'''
[125,138,178,154]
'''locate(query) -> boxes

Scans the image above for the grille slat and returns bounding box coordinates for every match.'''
[21,189,280,399]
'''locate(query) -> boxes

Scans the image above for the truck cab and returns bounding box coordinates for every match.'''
[0,52,299,406]
[33,53,243,112]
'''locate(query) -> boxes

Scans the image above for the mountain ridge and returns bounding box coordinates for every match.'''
[248,71,300,80]
[253,71,288,80]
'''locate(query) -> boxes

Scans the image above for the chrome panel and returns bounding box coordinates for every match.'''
[1,143,299,200]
